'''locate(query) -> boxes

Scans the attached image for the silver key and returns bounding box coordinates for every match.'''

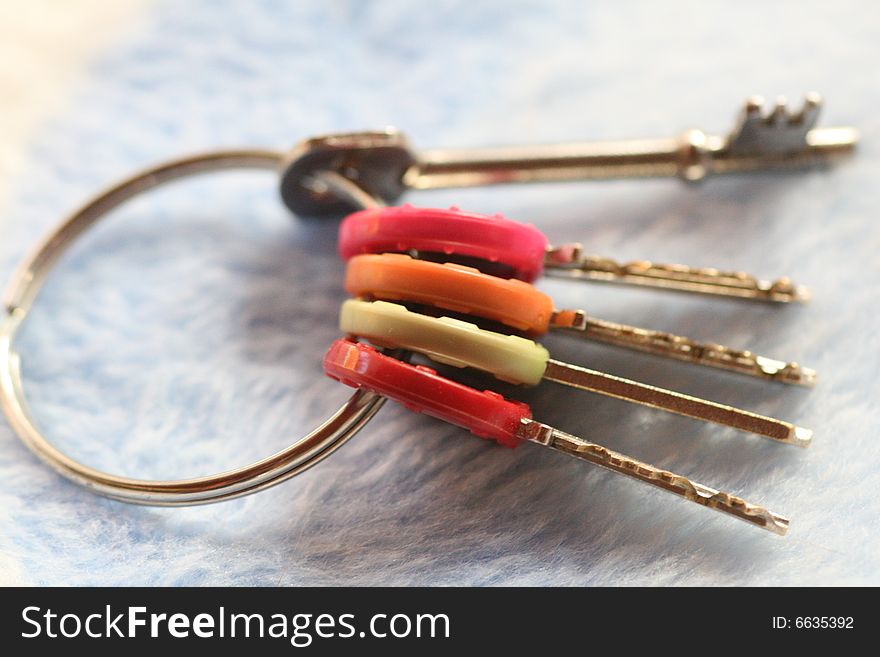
[281,92,858,215]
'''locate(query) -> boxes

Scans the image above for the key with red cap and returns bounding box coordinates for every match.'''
[338,205,809,303]
[323,338,790,536]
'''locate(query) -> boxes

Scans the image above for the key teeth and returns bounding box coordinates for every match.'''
[766,97,788,126]
[726,93,826,155]
[792,365,817,387]
[744,95,765,115]
[554,252,809,303]
[757,358,817,387]
[745,93,823,127]
[552,432,791,534]
[674,477,789,535]
[791,92,822,129]
[739,96,763,129]
[780,363,817,387]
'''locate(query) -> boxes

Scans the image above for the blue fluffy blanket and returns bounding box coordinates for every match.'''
[1,0,878,585]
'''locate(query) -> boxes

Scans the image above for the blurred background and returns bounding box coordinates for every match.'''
[1,0,878,585]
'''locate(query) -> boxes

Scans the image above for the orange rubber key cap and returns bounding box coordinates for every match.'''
[345,253,554,334]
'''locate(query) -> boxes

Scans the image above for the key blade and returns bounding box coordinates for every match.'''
[551,311,817,386]
[518,418,789,535]
[543,247,809,303]
[542,359,812,446]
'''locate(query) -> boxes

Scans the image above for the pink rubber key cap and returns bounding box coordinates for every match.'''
[337,205,549,282]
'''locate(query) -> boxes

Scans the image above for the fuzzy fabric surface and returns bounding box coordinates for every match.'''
[1,0,879,586]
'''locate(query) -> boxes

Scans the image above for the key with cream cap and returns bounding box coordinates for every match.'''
[338,299,812,447]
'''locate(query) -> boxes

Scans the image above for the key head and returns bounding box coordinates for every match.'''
[324,339,531,447]
[280,130,417,217]
[338,205,549,281]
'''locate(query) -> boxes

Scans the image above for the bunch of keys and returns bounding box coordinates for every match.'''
[326,203,818,534]
[0,93,855,528]
[339,206,815,384]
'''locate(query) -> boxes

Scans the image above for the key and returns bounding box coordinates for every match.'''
[339,299,812,446]
[281,93,857,216]
[344,253,816,386]
[409,94,856,187]
[324,338,790,535]
[339,205,809,302]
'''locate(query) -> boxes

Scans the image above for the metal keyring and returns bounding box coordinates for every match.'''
[0,149,387,505]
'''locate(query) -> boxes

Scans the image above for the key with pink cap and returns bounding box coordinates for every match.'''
[338,205,809,302]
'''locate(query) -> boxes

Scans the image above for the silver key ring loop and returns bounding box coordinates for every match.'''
[0,149,385,505]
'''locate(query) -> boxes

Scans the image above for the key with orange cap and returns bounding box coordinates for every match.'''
[344,253,815,386]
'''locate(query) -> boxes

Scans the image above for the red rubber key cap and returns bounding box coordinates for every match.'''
[323,338,531,447]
